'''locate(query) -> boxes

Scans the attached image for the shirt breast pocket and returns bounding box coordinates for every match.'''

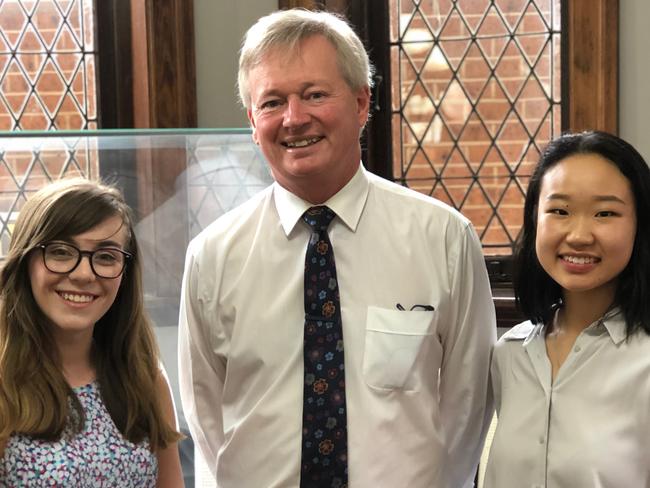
[362,305,437,391]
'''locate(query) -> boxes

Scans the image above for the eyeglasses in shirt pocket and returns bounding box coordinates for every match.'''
[362,305,436,391]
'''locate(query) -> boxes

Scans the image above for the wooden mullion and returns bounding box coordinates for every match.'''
[278,0,318,9]
[95,0,134,129]
[131,0,197,128]
[565,0,618,133]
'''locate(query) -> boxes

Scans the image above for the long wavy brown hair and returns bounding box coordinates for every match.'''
[0,178,180,450]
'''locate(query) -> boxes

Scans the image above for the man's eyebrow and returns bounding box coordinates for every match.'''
[257,81,327,99]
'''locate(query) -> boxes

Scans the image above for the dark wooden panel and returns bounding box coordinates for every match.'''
[96,0,197,129]
[566,0,618,133]
[96,0,134,128]
[278,0,317,8]
[278,0,348,13]
[131,0,197,128]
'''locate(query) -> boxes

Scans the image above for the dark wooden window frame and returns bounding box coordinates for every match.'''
[280,0,618,327]
[96,0,197,129]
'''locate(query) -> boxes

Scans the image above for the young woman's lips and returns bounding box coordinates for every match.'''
[559,254,600,273]
[56,290,98,306]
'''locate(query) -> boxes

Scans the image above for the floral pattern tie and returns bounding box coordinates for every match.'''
[300,206,348,488]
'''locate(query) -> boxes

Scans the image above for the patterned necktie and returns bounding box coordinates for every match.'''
[300,206,348,488]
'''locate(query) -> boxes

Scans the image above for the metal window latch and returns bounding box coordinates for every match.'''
[372,74,383,113]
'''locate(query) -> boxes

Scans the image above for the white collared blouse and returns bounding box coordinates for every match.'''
[485,310,650,488]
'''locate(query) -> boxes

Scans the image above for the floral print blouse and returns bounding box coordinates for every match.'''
[0,382,157,487]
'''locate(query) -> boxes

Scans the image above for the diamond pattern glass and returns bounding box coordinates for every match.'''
[0,0,97,131]
[185,134,271,237]
[0,135,98,261]
[0,132,273,266]
[390,0,562,254]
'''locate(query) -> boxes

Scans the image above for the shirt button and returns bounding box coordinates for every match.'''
[574,345,581,352]
[538,437,545,444]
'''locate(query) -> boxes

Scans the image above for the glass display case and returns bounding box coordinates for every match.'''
[0,128,272,486]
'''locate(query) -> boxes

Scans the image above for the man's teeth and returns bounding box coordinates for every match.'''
[60,292,94,303]
[285,137,321,148]
[563,255,597,264]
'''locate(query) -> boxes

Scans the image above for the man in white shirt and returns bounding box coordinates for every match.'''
[179,9,495,488]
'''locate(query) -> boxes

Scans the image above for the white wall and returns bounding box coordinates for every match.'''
[619,0,650,162]
[194,1,277,128]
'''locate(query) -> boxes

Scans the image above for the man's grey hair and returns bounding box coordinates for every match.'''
[238,9,375,109]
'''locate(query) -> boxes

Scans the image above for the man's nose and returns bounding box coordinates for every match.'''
[283,96,310,128]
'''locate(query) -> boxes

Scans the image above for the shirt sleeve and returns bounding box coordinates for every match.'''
[439,222,496,488]
[178,240,226,481]
[490,340,504,416]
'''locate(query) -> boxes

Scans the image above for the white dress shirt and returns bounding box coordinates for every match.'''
[178,165,496,488]
[484,310,650,488]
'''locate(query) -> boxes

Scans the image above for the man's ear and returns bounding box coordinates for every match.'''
[356,85,371,127]
[247,108,259,144]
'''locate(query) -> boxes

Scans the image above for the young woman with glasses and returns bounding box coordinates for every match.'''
[0,178,184,487]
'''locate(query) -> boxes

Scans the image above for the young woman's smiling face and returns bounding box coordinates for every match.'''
[28,215,128,341]
[535,153,637,304]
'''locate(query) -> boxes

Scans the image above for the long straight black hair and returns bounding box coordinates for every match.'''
[514,131,650,336]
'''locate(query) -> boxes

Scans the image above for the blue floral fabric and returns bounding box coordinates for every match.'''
[0,382,157,487]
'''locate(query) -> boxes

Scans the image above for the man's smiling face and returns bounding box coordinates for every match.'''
[247,35,370,203]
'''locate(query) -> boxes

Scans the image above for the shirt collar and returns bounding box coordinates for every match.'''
[273,164,370,236]
[521,307,628,346]
[600,308,627,345]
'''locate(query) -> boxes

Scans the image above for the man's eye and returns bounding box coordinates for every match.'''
[308,92,326,100]
[260,100,281,110]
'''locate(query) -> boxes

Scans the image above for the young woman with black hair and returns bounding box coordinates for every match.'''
[485,131,650,487]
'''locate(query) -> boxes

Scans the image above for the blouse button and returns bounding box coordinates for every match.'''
[574,345,581,352]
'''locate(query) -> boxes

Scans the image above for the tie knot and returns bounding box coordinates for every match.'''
[302,206,336,232]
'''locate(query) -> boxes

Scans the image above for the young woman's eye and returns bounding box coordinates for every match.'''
[94,250,121,265]
[596,210,617,217]
[547,208,568,216]
[46,244,75,259]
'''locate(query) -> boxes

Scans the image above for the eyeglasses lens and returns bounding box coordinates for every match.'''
[43,243,125,278]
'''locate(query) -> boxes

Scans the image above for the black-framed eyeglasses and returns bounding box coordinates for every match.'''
[36,242,133,279]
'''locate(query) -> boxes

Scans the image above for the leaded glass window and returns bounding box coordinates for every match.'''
[0,0,97,130]
[390,0,561,254]
[0,0,99,254]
